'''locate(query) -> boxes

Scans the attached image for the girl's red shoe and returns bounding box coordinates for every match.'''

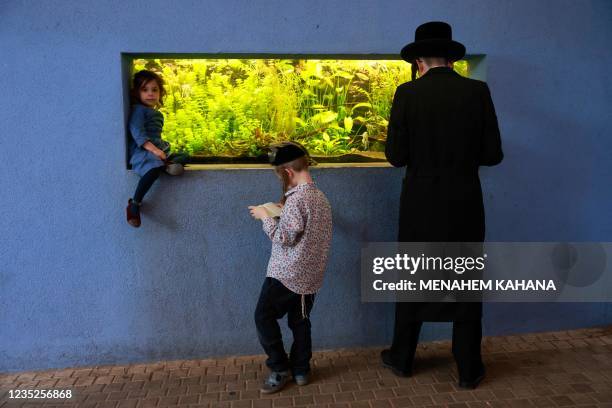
[126,199,141,228]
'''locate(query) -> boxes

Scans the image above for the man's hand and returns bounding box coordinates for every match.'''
[248,206,269,220]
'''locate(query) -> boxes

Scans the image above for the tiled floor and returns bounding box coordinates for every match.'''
[2,326,612,408]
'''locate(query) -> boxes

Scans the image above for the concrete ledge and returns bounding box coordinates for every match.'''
[185,162,393,171]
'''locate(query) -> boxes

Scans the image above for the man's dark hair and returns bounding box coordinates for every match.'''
[411,57,451,81]
[421,57,450,66]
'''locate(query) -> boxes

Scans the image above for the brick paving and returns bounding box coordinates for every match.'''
[2,326,612,408]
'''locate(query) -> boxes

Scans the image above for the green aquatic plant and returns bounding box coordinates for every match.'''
[131,58,469,161]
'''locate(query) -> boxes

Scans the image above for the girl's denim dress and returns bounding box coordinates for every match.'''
[128,104,170,177]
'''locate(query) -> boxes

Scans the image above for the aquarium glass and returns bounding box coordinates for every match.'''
[131,57,468,163]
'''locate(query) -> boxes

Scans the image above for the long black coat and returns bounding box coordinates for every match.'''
[385,66,503,321]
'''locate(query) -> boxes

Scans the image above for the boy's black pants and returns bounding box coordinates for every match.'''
[254,277,315,375]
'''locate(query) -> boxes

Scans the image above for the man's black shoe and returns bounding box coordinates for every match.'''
[380,349,411,378]
[458,367,486,389]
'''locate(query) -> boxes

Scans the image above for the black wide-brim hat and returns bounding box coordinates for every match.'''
[401,21,466,62]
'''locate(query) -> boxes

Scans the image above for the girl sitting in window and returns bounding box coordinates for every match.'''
[126,70,187,228]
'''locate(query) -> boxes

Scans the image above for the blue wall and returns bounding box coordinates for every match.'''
[1,0,611,372]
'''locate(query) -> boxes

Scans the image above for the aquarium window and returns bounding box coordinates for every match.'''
[122,54,477,166]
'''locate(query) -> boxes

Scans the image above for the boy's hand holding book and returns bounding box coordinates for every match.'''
[249,202,282,220]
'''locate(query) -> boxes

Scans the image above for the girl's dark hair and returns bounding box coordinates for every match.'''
[131,70,166,106]
[274,156,309,205]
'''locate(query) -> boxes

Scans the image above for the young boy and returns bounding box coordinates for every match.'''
[248,142,333,393]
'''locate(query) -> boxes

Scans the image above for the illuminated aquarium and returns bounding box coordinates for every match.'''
[130,56,468,164]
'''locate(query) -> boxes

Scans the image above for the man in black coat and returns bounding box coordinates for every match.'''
[381,21,503,389]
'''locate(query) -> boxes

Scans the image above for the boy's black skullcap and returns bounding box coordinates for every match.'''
[268,141,316,166]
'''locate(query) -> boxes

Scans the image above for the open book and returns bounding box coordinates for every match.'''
[257,202,282,218]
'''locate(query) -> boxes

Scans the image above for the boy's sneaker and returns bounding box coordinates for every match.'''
[165,162,184,176]
[294,373,310,386]
[260,371,290,394]
[126,199,141,228]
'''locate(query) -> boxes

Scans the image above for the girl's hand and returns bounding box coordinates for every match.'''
[248,206,269,220]
[155,150,167,161]
[142,141,167,161]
